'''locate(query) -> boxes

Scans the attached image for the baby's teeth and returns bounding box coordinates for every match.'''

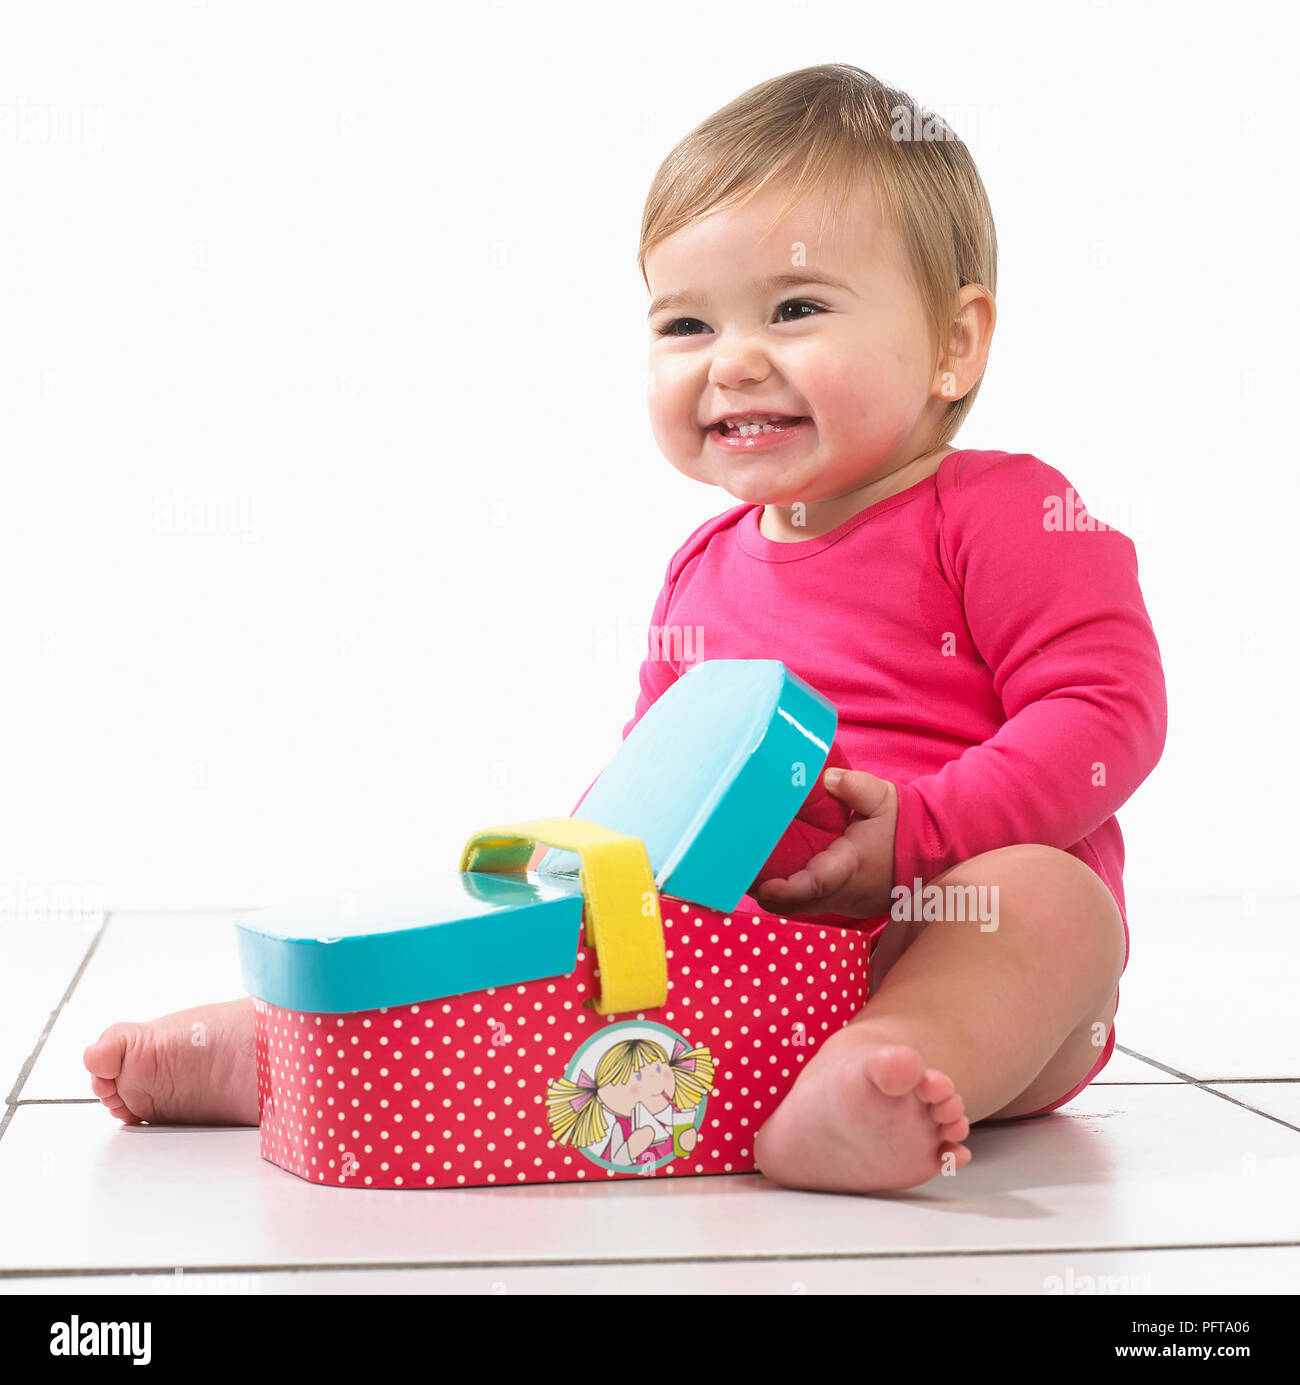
[726,420,787,436]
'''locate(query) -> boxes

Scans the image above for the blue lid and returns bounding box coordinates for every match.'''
[236,659,838,1013]
[235,871,583,1013]
[538,660,837,911]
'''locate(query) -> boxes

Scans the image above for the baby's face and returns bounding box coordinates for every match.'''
[644,179,947,508]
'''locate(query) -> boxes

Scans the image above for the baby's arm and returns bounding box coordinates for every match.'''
[892,451,1167,888]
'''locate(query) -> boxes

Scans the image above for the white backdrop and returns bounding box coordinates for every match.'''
[1,0,1294,915]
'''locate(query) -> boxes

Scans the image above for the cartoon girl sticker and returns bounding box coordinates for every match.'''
[546,1022,716,1173]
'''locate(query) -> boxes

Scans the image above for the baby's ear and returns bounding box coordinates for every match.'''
[747,739,853,892]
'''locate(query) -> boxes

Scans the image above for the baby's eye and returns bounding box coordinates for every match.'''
[774,299,826,323]
[654,316,707,338]
[652,300,826,338]
[635,1071,642,1082]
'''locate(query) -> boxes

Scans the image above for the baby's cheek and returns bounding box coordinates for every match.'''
[646,372,697,451]
[646,398,684,459]
[813,348,889,402]
[815,352,914,443]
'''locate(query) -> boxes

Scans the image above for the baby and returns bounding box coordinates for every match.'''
[84,63,1167,1195]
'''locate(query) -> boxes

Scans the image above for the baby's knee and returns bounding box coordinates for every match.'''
[942,846,1125,974]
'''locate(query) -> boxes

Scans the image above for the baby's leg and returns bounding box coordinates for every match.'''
[753,844,1126,1194]
[84,996,260,1126]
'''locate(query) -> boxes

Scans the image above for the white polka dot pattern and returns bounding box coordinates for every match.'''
[254,901,869,1188]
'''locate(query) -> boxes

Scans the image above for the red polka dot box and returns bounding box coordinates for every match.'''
[235,660,870,1189]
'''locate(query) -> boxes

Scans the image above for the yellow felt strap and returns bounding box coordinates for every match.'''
[458,816,666,1016]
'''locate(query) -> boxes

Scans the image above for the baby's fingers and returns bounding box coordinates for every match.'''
[753,834,860,908]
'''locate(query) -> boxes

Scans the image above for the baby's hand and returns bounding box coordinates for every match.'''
[748,738,853,890]
[751,768,899,920]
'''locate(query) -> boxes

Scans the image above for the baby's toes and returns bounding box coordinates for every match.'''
[88,1073,137,1122]
[940,1140,973,1171]
[83,1025,151,1122]
[102,1091,139,1122]
[929,1091,964,1126]
[861,1044,927,1097]
[927,1087,968,1143]
[83,1024,132,1081]
[918,1067,955,1105]
[920,1075,969,1144]
[939,1115,970,1142]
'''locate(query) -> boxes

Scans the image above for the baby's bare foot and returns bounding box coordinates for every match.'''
[82,997,259,1126]
[754,1032,971,1194]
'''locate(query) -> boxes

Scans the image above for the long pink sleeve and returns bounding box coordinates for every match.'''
[559,448,1165,937]
[891,453,1167,889]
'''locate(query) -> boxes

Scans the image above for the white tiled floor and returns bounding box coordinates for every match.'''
[0,911,104,1106]
[2,893,1298,1294]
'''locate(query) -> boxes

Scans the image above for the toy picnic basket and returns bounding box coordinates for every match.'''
[234,659,870,1189]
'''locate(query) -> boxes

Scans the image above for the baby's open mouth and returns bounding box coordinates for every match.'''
[713,415,808,437]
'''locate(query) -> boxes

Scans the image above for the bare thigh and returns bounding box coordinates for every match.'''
[865,846,1125,1121]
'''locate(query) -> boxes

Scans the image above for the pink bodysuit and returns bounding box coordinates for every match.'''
[573,449,1168,1116]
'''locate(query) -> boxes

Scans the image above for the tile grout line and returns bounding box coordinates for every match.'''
[0,1079,1242,1110]
[1175,1078,1300,1086]
[0,1031,1287,1104]
[12,1098,103,1105]
[1114,1045,1300,1085]
[3,1240,1300,1279]
[1116,1045,1300,1133]
[2,1053,1290,1113]
[1,911,115,1141]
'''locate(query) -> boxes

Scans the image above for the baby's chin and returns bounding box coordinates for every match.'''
[716,476,831,508]
[697,453,849,509]
[688,459,815,507]
[662,442,818,503]
[711,459,890,509]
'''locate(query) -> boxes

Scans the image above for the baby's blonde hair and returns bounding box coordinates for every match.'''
[639,63,998,445]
